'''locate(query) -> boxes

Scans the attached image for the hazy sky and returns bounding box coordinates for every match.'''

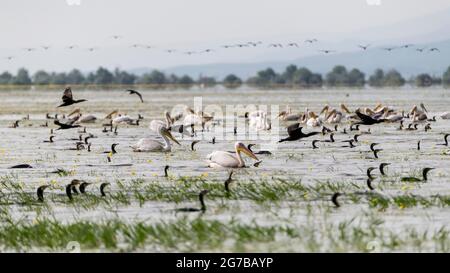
[1,0,450,72]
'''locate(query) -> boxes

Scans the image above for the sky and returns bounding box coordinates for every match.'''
[1,0,450,73]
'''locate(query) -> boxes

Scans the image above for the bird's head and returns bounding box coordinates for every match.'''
[161,127,180,145]
[235,142,259,161]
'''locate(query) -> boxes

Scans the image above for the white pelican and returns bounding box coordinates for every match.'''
[245,110,265,120]
[440,112,450,120]
[253,112,271,130]
[182,107,213,126]
[112,114,135,125]
[207,142,259,168]
[149,111,172,132]
[340,103,359,121]
[131,125,180,152]
[68,108,97,124]
[384,111,404,122]
[306,112,322,127]
[410,105,427,122]
[277,105,301,121]
[324,109,343,123]
[104,110,119,120]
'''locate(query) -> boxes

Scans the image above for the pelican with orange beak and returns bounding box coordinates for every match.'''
[207,142,260,168]
[131,124,180,152]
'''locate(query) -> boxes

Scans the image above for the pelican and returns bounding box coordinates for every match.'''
[207,142,259,168]
[131,125,180,152]
[104,110,119,120]
[112,114,135,125]
[440,112,450,120]
[324,108,343,124]
[340,103,358,121]
[149,111,173,132]
[245,110,265,120]
[384,111,404,122]
[278,106,302,121]
[183,107,212,126]
[68,108,97,124]
[410,104,428,122]
[306,111,322,127]
[249,112,271,131]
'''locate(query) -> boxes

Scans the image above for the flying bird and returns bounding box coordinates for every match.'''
[54,120,81,130]
[358,44,370,50]
[401,44,414,48]
[126,89,144,103]
[353,110,387,126]
[319,49,336,54]
[383,47,396,51]
[279,123,320,142]
[57,87,87,107]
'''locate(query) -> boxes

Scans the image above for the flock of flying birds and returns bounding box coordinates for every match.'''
[3,36,442,62]
[5,86,450,211]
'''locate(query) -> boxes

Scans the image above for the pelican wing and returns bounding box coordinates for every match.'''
[113,115,133,124]
[183,114,202,125]
[441,112,450,119]
[131,138,164,152]
[78,115,97,123]
[206,151,240,168]
[150,120,167,132]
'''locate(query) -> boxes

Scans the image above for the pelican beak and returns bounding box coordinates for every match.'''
[420,103,428,113]
[68,108,80,117]
[238,145,259,161]
[373,103,382,112]
[325,109,335,120]
[163,130,180,145]
[340,104,351,114]
[320,106,328,115]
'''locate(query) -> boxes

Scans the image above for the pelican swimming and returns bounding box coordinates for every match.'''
[306,111,322,127]
[206,142,259,168]
[131,125,180,152]
[112,114,136,125]
[183,107,213,127]
[278,106,302,121]
[324,108,343,124]
[384,110,404,122]
[68,108,97,124]
[440,112,450,120]
[410,104,428,122]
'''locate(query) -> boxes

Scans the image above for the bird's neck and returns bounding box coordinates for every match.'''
[199,195,206,211]
[235,148,245,167]
[161,134,171,151]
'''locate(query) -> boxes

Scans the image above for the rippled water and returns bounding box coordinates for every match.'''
[0,87,449,251]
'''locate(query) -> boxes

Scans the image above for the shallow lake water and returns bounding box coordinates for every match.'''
[0,87,449,252]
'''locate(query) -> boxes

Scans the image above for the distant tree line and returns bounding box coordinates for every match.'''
[1,65,450,88]
[246,65,450,88]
